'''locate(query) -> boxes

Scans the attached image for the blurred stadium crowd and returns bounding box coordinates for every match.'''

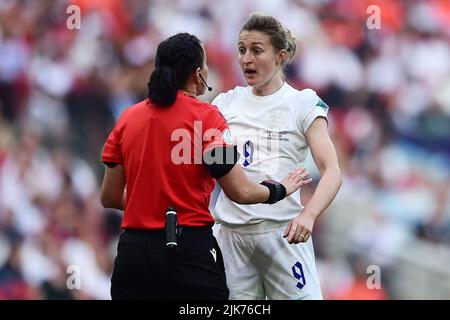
[0,0,449,299]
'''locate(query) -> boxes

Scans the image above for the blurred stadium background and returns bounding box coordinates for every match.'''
[0,0,449,299]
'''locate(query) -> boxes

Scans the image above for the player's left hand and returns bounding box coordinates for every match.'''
[283,212,316,244]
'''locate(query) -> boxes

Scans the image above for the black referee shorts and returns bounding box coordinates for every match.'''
[110,226,229,300]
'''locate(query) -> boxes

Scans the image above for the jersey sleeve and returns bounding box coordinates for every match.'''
[202,106,233,154]
[101,116,125,165]
[298,89,329,135]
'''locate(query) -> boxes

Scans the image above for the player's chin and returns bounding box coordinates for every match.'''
[245,77,258,86]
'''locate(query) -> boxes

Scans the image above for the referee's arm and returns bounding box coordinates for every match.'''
[217,163,270,204]
[101,164,126,210]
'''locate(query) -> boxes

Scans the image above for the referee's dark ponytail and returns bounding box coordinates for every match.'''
[148,66,178,107]
[148,33,205,107]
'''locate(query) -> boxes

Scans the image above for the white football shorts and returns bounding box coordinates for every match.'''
[215,221,323,300]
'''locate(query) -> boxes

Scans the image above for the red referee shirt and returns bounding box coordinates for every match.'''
[101,92,230,229]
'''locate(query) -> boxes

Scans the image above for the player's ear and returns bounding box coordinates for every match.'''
[277,49,287,66]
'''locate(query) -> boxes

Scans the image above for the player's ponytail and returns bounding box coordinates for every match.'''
[284,29,297,65]
[148,33,205,108]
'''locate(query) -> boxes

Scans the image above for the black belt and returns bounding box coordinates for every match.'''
[121,226,214,250]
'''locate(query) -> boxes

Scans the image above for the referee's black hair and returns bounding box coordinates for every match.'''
[148,33,205,107]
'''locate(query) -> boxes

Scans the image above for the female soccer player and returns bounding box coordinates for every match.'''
[100,32,310,299]
[212,14,342,300]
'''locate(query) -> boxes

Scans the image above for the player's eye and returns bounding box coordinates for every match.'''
[238,47,246,55]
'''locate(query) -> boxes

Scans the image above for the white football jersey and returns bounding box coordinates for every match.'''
[212,83,328,226]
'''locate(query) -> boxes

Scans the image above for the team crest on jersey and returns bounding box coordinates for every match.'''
[222,129,232,145]
[267,111,286,130]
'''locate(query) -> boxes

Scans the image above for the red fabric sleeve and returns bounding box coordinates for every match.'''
[202,107,233,155]
[101,120,124,165]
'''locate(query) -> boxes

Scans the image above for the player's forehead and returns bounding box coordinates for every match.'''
[238,30,271,47]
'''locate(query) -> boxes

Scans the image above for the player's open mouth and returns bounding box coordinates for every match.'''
[244,68,257,76]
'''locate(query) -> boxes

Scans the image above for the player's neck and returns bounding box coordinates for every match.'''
[252,78,284,96]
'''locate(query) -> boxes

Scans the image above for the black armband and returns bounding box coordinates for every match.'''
[103,162,118,168]
[204,146,240,179]
[260,180,287,204]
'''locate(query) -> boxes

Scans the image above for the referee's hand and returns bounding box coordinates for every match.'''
[281,168,312,197]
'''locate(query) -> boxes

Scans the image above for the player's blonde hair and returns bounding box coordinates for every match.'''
[240,13,297,70]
